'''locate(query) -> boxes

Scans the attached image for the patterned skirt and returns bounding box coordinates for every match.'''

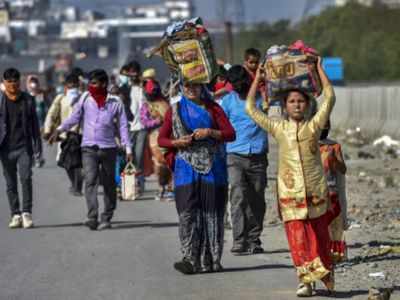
[174,161,227,269]
[284,195,341,284]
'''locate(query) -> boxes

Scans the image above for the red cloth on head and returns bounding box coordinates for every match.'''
[289,40,318,55]
[88,85,107,108]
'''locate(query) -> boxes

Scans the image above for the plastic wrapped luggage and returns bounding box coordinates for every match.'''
[264,40,322,101]
[148,17,218,84]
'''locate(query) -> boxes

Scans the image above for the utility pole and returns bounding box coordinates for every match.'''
[224,21,233,63]
[217,0,245,63]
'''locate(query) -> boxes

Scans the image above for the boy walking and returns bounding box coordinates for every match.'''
[0,68,42,229]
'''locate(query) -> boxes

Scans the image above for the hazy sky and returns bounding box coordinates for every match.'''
[53,0,334,24]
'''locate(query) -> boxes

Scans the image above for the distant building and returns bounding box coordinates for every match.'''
[7,0,49,20]
[126,0,192,20]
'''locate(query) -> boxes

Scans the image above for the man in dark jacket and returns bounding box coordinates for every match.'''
[0,68,42,229]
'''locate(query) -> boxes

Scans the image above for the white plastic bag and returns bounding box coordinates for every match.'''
[121,162,137,201]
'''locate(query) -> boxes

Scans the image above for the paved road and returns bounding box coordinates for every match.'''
[0,145,368,300]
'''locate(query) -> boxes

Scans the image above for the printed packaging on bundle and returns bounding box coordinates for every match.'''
[264,40,322,101]
[147,17,218,84]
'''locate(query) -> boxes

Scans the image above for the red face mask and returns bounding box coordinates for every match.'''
[88,84,107,108]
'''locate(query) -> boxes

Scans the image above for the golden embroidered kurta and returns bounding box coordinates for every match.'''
[246,85,335,222]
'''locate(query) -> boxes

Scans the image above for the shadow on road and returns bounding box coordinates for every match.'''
[314,289,369,298]
[222,263,292,273]
[315,286,400,298]
[111,221,178,230]
[34,223,85,229]
[264,248,290,254]
[34,220,178,229]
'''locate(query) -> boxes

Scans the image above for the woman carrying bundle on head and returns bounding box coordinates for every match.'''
[158,81,235,274]
[246,56,339,297]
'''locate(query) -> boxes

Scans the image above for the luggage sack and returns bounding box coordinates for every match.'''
[264,41,322,101]
[148,17,218,84]
[121,162,137,201]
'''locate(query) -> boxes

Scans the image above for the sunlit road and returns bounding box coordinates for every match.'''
[0,144,368,300]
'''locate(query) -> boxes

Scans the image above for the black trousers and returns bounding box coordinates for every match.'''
[82,147,117,222]
[227,153,267,247]
[66,167,83,193]
[0,147,33,216]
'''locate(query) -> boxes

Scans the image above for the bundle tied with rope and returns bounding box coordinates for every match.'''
[264,40,322,102]
[146,17,218,84]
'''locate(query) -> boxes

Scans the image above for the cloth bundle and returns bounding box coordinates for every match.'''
[264,40,322,101]
[148,17,218,84]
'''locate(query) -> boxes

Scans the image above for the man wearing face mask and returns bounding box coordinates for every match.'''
[50,69,132,231]
[26,76,48,130]
[118,64,133,122]
[43,73,83,196]
[126,60,147,196]
[0,68,42,229]
[221,65,269,255]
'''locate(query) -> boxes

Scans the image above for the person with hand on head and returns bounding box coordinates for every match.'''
[0,68,42,229]
[50,69,132,231]
[246,57,337,297]
[158,81,235,275]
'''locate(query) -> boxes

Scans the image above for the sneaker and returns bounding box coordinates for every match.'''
[22,213,34,229]
[72,191,83,197]
[84,219,98,231]
[296,283,313,297]
[154,190,163,201]
[97,222,112,231]
[162,191,175,202]
[9,214,22,229]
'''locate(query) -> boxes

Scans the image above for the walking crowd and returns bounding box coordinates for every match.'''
[0,17,350,298]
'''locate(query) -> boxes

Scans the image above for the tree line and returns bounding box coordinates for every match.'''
[233,1,400,82]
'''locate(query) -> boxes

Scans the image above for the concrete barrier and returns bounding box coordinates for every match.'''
[330,85,400,138]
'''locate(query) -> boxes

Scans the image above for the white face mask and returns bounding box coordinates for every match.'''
[66,88,79,104]
[119,75,130,86]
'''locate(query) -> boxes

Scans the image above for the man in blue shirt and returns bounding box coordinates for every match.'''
[221,65,268,255]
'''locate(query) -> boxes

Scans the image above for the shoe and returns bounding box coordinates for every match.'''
[84,219,98,230]
[71,190,83,197]
[154,190,163,201]
[9,214,22,229]
[213,262,224,272]
[201,264,213,273]
[296,283,313,297]
[248,244,264,254]
[22,213,34,229]
[97,222,112,231]
[173,259,197,275]
[162,191,175,202]
[230,244,248,255]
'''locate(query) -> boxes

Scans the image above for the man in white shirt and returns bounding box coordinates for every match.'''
[127,61,147,194]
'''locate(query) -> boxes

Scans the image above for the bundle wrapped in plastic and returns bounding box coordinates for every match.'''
[264,40,322,101]
[147,17,218,84]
